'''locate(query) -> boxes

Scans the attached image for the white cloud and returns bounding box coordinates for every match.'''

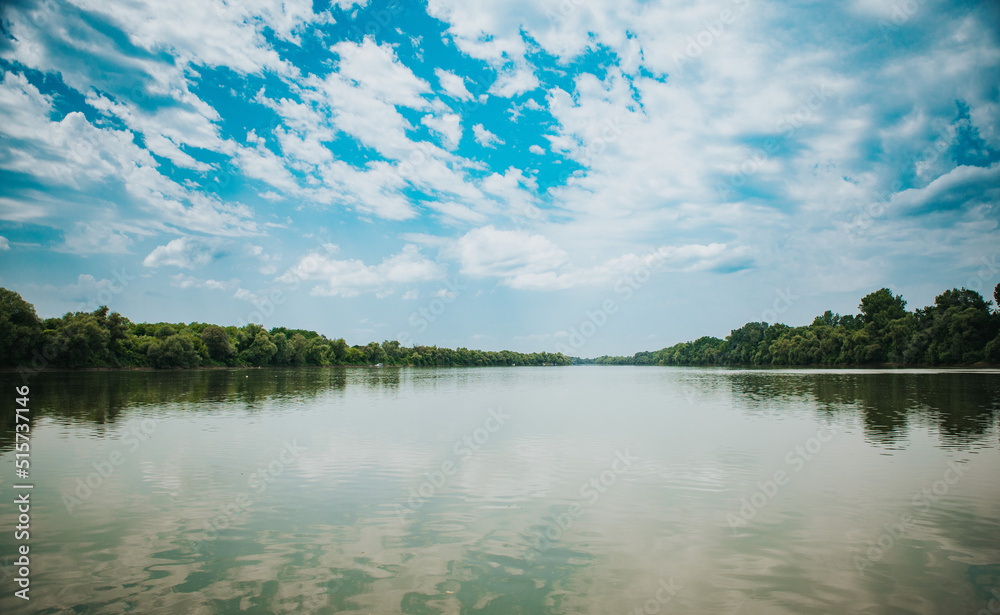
[0,71,258,237]
[402,289,419,300]
[0,196,48,223]
[473,124,505,148]
[434,68,474,100]
[448,226,567,278]
[278,244,446,297]
[0,236,9,250]
[426,0,634,73]
[421,113,463,149]
[62,274,120,306]
[489,66,539,98]
[170,274,240,291]
[889,163,1000,216]
[60,223,134,255]
[143,237,226,269]
[64,0,322,74]
[330,38,431,109]
[529,144,545,155]
[443,225,750,291]
[85,92,225,171]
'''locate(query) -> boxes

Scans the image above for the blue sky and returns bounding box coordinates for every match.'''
[0,0,998,357]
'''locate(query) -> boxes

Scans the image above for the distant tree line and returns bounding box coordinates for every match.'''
[579,285,1000,367]
[0,288,570,370]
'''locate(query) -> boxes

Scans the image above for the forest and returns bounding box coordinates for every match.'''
[0,288,570,370]
[578,285,1000,367]
[3,284,998,372]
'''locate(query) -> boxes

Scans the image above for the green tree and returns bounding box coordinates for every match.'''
[0,288,42,367]
[923,288,995,363]
[49,312,111,367]
[147,334,200,368]
[289,333,308,365]
[201,325,236,362]
[271,332,289,365]
[364,341,387,364]
[859,288,907,326]
[155,324,177,339]
[240,331,277,366]
[330,338,349,363]
[306,338,332,365]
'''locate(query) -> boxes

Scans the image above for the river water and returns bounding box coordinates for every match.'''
[1,366,998,614]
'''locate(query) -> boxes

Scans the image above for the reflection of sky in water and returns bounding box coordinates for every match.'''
[0,367,998,613]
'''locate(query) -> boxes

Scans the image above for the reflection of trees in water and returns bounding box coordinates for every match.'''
[0,367,362,452]
[348,367,402,390]
[724,372,999,448]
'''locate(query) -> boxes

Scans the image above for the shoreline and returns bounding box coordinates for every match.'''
[3,362,999,374]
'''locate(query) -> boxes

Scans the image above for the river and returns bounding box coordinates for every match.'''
[1,366,998,614]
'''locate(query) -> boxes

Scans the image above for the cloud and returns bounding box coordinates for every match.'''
[504,243,753,291]
[1,0,998,355]
[448,226,567,278]
[489,66,539,98]
[63,0,323,74]
[170,274,240,291]
[0,236,8,250]
[278,244,446,297]
[473,124,505,148]
[889,163,1000,217]
[434,68,474,100]
[143,237,227,269]
[60,223,134,255]
[0,71,259,237]
[60,274,121,308]
[443,225,751,290]
[330,38,431,108]
[421,113,463,150]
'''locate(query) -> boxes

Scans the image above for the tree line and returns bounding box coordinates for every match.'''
[0,288,570,370]
[579,285,1000,367]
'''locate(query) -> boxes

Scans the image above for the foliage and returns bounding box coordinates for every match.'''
[0,288,42,367]
[580,286,1000,367]
[201,325,236,362]
[0,287,572,370]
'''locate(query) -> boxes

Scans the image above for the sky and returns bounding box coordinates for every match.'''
[0,0,998,358]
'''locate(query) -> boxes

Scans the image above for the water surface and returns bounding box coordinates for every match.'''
[1,367,998,614]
